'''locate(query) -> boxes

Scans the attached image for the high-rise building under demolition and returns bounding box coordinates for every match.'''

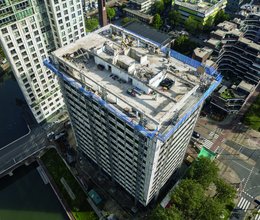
[0,0,85,123]
[45,25,222,205]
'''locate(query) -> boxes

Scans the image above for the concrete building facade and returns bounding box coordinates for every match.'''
[0,0,85,123]
[174,0,227,24]
[45,25,222,206]
[217,31,260,85]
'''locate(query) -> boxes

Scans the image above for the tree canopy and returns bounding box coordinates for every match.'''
[153,0,164,14]
[184,16,201,34]
[186,157,219,187]
[106,7,116,21]
[150,206,183,220]
[169,10,181,26]
[85,18,99,32]
[196,198,225,220]
[171,179,205,219]
[214,9,230,25]
[0,47,5,59]
[149,157,236,220]
[121,17,136,25]
[152,13,163,29]
[172,35,198,56]
[214,179,236,203]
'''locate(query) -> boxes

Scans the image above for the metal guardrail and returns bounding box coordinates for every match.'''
[44,25,222,143]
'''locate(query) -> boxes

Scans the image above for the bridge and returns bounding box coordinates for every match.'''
[0,126,48,178]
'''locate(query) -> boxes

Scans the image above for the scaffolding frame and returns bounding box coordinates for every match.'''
[44,26,222,143]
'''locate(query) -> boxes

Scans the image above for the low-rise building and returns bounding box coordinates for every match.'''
[217,31,260,85]
[192,47,213,63]
[173,0,227,24]
[123,8,154,24]
[210,81,255,113]
[128,0,154,13]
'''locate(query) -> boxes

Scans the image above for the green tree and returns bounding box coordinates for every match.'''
[153,0,164,14]
[0,47,5,59]
[203,15,214,32]
[214,9,230,25]
[169,10,181,26]
[85,18,99,32]
[186,157,219,188]
[106,7,116,22]
[184,16,200,34]
[122,17,136,25]
[152,13,163,29]
[172,35,198,55]
[214,179,236,203]
[150,205,183,220]
[163,0,172,5]
[171,179,205,219]
[196,198,225,220]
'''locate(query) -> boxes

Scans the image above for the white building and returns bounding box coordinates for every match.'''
[45,25,222,206]
[0,0,85,123]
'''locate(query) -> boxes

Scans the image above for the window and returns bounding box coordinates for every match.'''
[23,27,29,33]
[1,28,8,34]
[11,24,17,30]
[4,35,11,41]
[7,42,13,48]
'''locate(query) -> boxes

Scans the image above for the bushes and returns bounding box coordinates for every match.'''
[150,158,236,220]
[41,149,97,220]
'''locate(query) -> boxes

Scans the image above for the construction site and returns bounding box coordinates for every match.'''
[44,24,222,206]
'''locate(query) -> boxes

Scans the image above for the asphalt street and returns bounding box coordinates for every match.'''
[0,126,47,175]
[195,115,260,220]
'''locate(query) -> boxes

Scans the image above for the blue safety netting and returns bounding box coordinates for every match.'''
[44,60,158,139]
[44,26,222,143]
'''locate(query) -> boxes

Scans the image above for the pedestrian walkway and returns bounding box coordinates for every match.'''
[237,197,251,212]
[255,212,260,220]
[209,131,219,139]
[203,139,213,149]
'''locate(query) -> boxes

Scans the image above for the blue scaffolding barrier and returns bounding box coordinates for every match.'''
[44,26,222,143]
[44,60,158,139]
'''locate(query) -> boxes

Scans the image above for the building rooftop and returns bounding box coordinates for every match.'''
[193,47,213,59]
[211,29,227,38]
[123,8,154,20]
[175,0,226,14]
[130,0,150,4]
[123,21,172,46]
[237,80,255,93]
[217,21,237,31]
[52,25,216,134]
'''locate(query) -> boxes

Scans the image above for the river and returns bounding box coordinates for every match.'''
[0,71,68,220]
[0,71,29,148]
[0,163,69,220]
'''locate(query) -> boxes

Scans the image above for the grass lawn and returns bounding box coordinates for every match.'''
[41,148,97,220]
[243,94,260,131]
[220,89,234,99]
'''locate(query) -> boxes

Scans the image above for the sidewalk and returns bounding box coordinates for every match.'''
[216,160,240,184]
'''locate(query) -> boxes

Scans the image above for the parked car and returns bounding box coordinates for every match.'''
[192,131,200,138]
[127,89,136,97]
[97,64,105,70]
[160,78,174,89]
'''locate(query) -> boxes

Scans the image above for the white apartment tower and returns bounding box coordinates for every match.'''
[0,0,85,123]
[45,25,222,206]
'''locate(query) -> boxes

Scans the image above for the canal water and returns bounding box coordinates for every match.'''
[0,71,68,220]
[0,71,29,148]
[0,163,69,220]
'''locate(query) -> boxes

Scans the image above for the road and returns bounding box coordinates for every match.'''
[0,126,48,176]
[194,114,260,218]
